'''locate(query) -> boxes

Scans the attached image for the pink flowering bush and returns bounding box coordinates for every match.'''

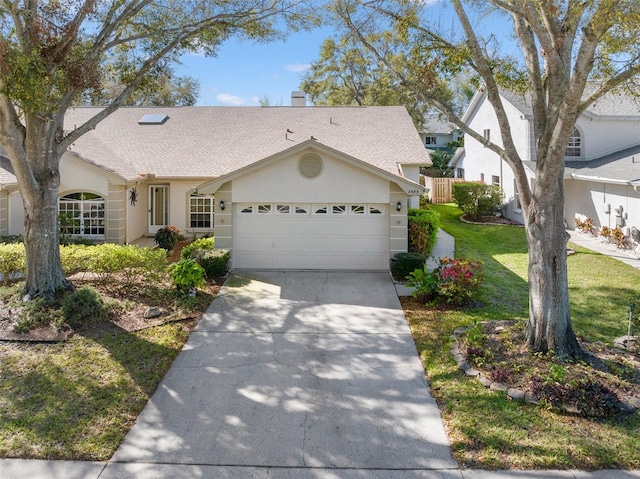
[433,257,483,306]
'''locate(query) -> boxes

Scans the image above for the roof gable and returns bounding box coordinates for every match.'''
[197,140,424,195]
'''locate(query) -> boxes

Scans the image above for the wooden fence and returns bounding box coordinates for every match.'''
[421,176,465,204]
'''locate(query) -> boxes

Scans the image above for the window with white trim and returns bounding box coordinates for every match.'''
[58,192,105,238]
[240,205,253,214]
[295,205,309,214]
[351,205,365,215]
[425,136,437,145]
[369,206,382,215]
[565,128,581,157]
[189,194,214,229]
[257,204,272,214]
[276,204,290,214]
[492,175,500,186]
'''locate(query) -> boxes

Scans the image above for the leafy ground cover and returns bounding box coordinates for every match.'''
[404,203,640,469]
[0,241,217,460]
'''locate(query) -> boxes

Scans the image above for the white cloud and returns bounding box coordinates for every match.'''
[284,63,310,73]
[216,93,247,106]
[251,96,261,104]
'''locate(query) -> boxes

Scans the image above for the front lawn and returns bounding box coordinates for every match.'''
[405,203,640,469]
[0,241,217,460]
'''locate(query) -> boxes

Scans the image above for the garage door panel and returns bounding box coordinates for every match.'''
[234,203,389,270]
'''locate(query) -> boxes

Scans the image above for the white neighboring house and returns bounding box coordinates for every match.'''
[0,104,428,271]
[419,113,462,152]
[450,87,640,229]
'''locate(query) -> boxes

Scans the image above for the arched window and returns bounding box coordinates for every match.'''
[565,128,581,157]
[58,192,105,238]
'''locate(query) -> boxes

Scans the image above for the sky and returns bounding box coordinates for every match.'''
[175,2,511,107]
[176,25,337,107]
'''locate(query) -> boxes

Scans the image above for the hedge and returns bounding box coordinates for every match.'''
[408,207,440,256]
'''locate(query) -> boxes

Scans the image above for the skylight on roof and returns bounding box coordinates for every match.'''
[138,114,169,125]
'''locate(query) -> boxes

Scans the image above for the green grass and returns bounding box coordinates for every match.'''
[0,323,190,460]
[404,203,640,469]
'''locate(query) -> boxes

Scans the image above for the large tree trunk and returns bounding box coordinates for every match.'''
[525,175,582,360]
[20,116,72,300]
[22,183,71,300]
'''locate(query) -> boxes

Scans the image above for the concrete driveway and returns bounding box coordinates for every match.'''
[106,271,457,478]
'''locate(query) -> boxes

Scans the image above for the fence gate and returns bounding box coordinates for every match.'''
[421,176,465,204]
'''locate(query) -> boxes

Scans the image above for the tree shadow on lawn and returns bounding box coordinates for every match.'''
[0,323,187,460]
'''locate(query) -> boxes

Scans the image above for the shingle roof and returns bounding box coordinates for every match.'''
[500,87,640,118]
[422,113,457,134]
[565,144,640,183]
[64,106,429,181]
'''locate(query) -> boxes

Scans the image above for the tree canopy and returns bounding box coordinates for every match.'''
[332,0,640,358]
[0,0,316,300]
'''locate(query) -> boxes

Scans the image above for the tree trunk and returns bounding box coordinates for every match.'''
[525,176,583,360]
[22,184,71,300]
[19,117,72,300]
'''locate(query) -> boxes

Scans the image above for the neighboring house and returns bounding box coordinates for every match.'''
[0,105,428,271]
[419,113,461,152]
[451,87,640,228]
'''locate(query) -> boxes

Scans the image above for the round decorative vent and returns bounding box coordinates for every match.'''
[299,154,323,179]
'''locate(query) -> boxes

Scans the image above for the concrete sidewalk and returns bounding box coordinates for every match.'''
[568,230,640,269]
[2,458,639,478]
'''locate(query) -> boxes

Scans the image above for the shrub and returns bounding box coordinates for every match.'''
[0,243,26,284]
[408,208,440,256]
[391,252,426,281]
[88,244,166,286]
[61,286,109,327]
[154,226,184,250]
[574,217,595,235]
[530,375,620,418]
[405,266,438,303]
[433,257,483,306]
[600,226,612,238]
[168,258,205,293]
[60,244,94,275]
[452,182,503,220]
[14,297,64,333]
[194,248,230,279]
[181,237,215,260]
[611,227,627,249]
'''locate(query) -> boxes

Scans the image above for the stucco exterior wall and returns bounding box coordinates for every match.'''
[0,191,8,236]
[390,184,408,257]
[232,148,391,203]
[213,181,232,251]
[60,155,111,197]
[107,184,126,244]
[575,116,640,161]
[419,132,454,149]
[458,93,533,223]
[126,184,147,244]
[8,191,22,236]
[565,179,640,232]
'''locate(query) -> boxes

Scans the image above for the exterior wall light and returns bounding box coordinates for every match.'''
[219,200,225,211]
[396,201,402,212]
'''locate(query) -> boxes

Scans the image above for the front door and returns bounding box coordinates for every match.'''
[148,185,169,234]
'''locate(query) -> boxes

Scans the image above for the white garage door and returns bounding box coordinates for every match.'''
[233,203,389,270]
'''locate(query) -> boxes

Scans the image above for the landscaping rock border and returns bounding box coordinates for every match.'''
[450,321,640,414]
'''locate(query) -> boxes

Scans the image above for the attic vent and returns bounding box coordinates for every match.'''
[138,114,169,125]
[299,154,323,179]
